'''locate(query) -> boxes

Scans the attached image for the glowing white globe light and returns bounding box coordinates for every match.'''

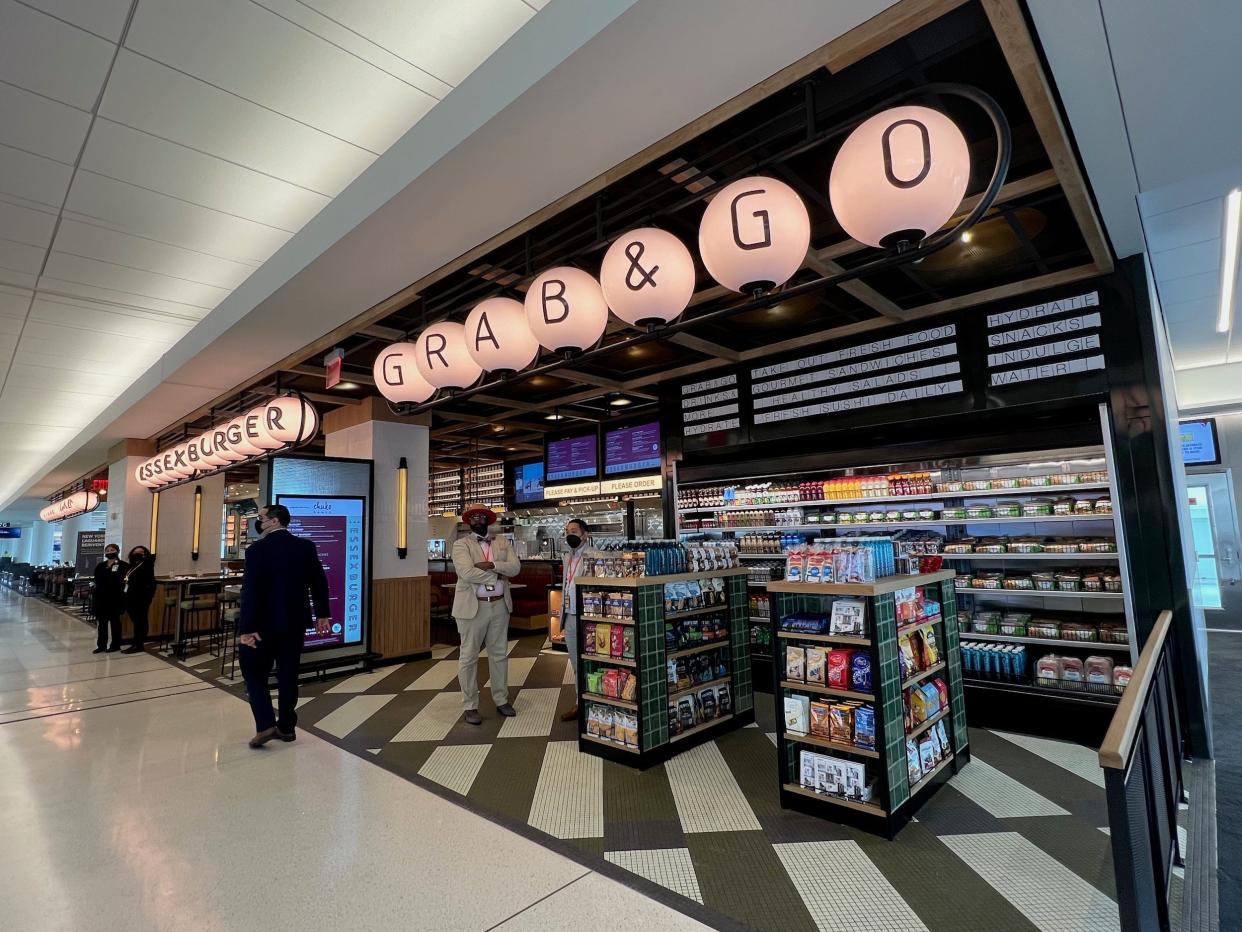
[829,105,971,249]
[209,421,247,464]
[698,176,810,293]
[600,228,696,327]
[232,412,266,458]
[415,321,482,390]
[524,266,609,353]
[161,443,193,480]
[374,342,436,403]
[254,396,318,449]
[464,298,540,372]
[198,430,229,470]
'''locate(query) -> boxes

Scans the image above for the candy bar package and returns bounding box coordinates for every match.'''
[610,624,625,658]
[851,653,873,693]
[829,703,854,744]
[786,645,806,682]
[829,599,866,635]
[809,701,832,737]
[805,647,827,685]
[594,623,611,656]
[934,720,951,757]
[784,694,810,733]
[827,649,853,689]
[622,627,635,659]
[583,623,596,653]
[854,704,876,750]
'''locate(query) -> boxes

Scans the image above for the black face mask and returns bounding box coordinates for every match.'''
[131,553,145,563]
[105,552,118,561]
[254,518,265,535]
[565,534,583,550]
[470,522,489,538]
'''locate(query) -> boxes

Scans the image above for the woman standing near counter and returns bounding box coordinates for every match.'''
[122,546,156,654]
[558,519,591,723]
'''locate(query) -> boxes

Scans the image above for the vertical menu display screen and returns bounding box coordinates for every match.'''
[604,421,662,475]
[513,461,545,503]
[546,433,599,482]
[276,495,365,649]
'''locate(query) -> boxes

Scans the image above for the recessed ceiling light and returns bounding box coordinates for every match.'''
[545,412,563,421]
[960,231,973,243]
[609,397,633,406]
[1219,188,1241,334]
[335,381,360,390]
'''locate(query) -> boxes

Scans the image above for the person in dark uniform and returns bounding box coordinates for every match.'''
[122,546,156,654]
[92,545,127,653]
[238,504,331,748]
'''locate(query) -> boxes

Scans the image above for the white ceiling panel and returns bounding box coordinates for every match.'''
[125,0,438,153]
[63,171,292,263]
[0,269,38,290]
[19,318,170,357]
[1150,239,1220,283]
[20,0,133,43]
[0,238,45,275]
[0,200,58,249]
[302,0,534,87]
[0,315,23,337]
[52,220,258,291]
[1156,270,1220,307]
[99,51,375,195]
[1143,199,1224,255]
[0,0,115,110]
[0,81,92,164]
[35,276,212,319]
[29,295,194,343]
[81,120,331,231]
[0,389,112,428]
[41,251,232,308]
[4,362,132,396]
[0,145,74,210]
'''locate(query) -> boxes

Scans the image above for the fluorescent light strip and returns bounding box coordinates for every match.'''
[1220,188,1242,334]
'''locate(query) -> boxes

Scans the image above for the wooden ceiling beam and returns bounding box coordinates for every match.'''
[668,333,742,362]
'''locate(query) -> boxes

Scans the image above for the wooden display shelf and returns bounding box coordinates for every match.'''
[579,615,636,625]
[906,707,949,740]
[582,692,638,711]
[581,652,636,668]
[667,639,730,660]
[574,568,750,588]
[677,482,1111,514]
[782,782,887,816]
[902,661,946,690]
[670,712,734,744]
[909,753,956,798]
[666,604,729,620]
[780,680,874,701]
[896,616,942,638]
[784,731,881,759]
[767,570,955,597]
[777,630,871,647]
[582,733,640,753]
[669,674,731,701]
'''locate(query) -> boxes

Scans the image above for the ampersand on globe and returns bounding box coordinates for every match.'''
[623,241,659,291]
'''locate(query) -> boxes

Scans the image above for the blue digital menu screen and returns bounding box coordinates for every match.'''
[546,433,598,482]
[604,421,662,475]
[1179,418,1221,465]
[513,461,545,503]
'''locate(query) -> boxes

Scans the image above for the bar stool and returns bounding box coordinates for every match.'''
[210,584,242,660]
[179,582,221,655]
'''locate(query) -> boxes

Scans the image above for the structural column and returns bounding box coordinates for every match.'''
[324,398,431,661]
[105,439,156,557]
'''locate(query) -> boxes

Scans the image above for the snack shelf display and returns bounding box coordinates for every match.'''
[573,566,754,768]
[677,483,1112,513]
[768,571,968,838]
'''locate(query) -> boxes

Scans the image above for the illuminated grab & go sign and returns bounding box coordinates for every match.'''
[135,395,319,491]
[39,490,100,523]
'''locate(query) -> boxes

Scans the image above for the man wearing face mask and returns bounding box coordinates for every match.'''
[452,504,521,725]
[92,545,128,654]
[238,504,332,748]
[559,518,590,722]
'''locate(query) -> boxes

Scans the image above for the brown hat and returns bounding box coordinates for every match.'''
[462,503,497,525]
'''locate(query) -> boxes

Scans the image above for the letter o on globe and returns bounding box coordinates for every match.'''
[464,297,539,373]
[600,228,696,327]
[415,321,482,391]
[524,266,609,354]
[698,176,810,293]
[373,342,435,404]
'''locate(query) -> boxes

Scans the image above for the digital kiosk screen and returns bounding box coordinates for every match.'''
[546,432,599,482]
[276,495,366,649]
[1179,418,1221,466]
[604,421,662,475]
[513,461,545,503]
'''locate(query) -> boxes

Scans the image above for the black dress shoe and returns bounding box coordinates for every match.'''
[106,647,121,653]
[463,709,483,726]
[276,728,296,742]
[92,647,105,654]
[497,703,517,717]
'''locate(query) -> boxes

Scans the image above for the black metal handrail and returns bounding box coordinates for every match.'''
[1098,610,1185,932]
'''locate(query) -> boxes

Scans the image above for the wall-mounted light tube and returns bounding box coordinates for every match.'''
[396,457,408,559]
[149,491,160,556]
[191,485,202,561]
[1219,188,1241,334]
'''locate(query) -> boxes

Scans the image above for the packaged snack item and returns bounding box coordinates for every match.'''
[1062,621,1097,642]
[922,629,941,665]
[827,649,853,689]
[610,624,625,658]
[1036,654,1062,681]
[1056,572,1082,592]
[1085,655,1114,685]
[815,755,842,795]
[854,704,876,750]
[785,646,806,683]
[668,704,683,737]
[1060,656,1085,682]
[931,678,949,711]
[1113,666,1133,689]
[678,698,696,730]
[805,549,828,584]
[809,701,832,737]
[918,736,937,775]
[927,723,944,760]
[805,647,827,685]
[898,636,918,679]
[906,739,922,784]
[594,623,611,656]
[829,703,854,744]
[583,622,597,652]
[717,684,731,715]
[800,750,818,789]
[622,627,635,659]
[621,672,638,701]
[934,720,951,758]
[829,599,866,635]
[908,685,932,724]
[851,652,873,693]
[1021,499,1054,517]
[699,687,718,719]
[785,549,806,583]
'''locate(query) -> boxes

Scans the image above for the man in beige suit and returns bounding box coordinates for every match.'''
[452,504,521,725]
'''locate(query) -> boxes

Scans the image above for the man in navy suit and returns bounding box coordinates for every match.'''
[238,503,331,748]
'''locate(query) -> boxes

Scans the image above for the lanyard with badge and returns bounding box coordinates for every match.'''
[481,539,496,593]
[565,549,585,613]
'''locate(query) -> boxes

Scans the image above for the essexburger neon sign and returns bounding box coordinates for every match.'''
[40,490,100,523]
[135,395,319,491]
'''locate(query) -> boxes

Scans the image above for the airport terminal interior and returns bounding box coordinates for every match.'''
[0,1,1238,930]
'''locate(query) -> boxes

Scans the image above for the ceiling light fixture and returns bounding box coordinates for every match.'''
[335,381,360,390]
[960,231,973,243]
[545,411,564,421]
[609,397,633,407]
[1219,188,1241,334]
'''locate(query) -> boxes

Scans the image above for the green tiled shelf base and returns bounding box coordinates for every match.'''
[728,573,753,714]
[636,582,668,749]
[938,579,969,755]
[873,591,910,809]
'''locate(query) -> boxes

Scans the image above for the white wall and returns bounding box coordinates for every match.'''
[325,420,429,579]
[59,506,108,568]
[106,455,154,557]
[153,475,225,576]
[28,521,53,565]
